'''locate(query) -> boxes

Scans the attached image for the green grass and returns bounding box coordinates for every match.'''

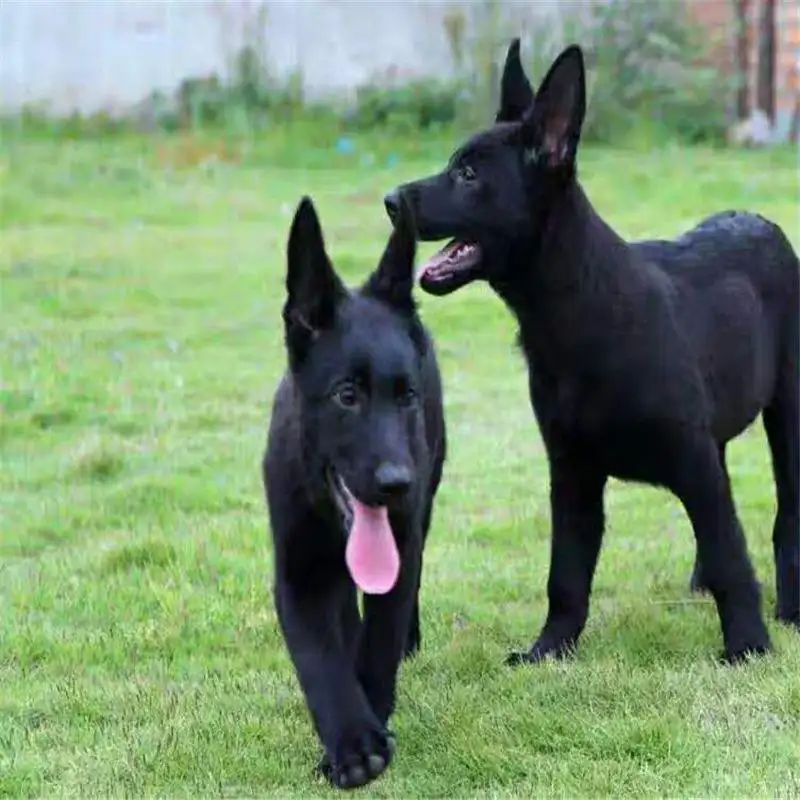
[1,129,799,798]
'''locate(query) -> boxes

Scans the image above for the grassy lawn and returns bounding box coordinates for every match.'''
[1,130,798,798]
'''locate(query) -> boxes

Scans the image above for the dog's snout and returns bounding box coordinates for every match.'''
[375,462,412,498]
[384,190,401,223]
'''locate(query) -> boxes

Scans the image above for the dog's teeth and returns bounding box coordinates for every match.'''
[447,244,472,262]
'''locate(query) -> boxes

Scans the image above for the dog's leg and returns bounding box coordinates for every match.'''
[358,533,422,725]
[507,458,607,665]
[762,370,800,629]
[405,449,445,659]
[689,443,729,595]
[340,585,362,661]
[275,575,394,789]
[405,592,421,659]
[689,559,708,594]
[667,432,772,661]
[404,499,434,659]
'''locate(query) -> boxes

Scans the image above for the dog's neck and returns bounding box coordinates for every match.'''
[500,179,634,372]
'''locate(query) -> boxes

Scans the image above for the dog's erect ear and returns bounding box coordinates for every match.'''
[283,196,346,350]
[495,38,535,123]
[362,193,417,317]
[520,44,586,170]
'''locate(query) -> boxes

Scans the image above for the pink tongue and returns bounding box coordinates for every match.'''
[345,496,400,595]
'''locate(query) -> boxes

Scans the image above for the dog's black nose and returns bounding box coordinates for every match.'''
[384,190,401,223]
[375,462,412,498]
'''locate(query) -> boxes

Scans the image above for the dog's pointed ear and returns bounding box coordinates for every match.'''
[283,196,346,353]
[520,44,586,170]
[362,193,417,317]
[495,38,535,123]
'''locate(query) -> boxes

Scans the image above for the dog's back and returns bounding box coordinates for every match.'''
[634,210,798,305]
[632,211,799,442]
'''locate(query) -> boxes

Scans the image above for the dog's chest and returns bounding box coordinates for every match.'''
[529,363,622,434]
[528,359,715,485]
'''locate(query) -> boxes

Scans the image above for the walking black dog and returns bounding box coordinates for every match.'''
[384,41,799,665]
[263,195,446,789]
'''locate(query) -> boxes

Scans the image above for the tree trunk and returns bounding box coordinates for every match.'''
[789,95,800,144]
[733,0,750,119]
[756,0,776,121]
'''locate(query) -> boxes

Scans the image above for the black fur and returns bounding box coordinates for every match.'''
[263,195,446,789]
[385,40,799,664]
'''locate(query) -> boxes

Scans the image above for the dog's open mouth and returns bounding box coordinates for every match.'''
[328,470,400,595]
[418,239,483,296]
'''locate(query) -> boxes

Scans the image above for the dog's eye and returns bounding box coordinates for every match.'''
[332,384,359,410]
[397,387,417,407]
[457,164,477,183]
[393,377,416,407]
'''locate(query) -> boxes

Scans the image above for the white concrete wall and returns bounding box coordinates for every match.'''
[0,0,570,114]
[12,0,789,140]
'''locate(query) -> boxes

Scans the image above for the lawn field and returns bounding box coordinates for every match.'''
[1,131,799,798]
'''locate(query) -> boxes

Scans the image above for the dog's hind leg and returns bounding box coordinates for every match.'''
[762,358,800,629]
[405,447,446,659]
[507,456,607,666]
[667,430,772,661]
[404,586,421,659]
[403,500,433,659]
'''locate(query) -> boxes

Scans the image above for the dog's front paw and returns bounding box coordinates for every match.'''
[720,640,772,665]
[318,725,396,790]
[720,622,772,664]
[775,605,799,631]
[505,638,576,666]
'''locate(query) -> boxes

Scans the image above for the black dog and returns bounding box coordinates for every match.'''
[385,40,799,664]
[263,195,446,788]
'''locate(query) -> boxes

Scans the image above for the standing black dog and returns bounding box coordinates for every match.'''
[263,194,446,789]
[384,40,799,665]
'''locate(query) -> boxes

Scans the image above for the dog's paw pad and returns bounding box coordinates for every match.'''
[338,765,366,789]
[366,752,387,774]
[322,727,395,790]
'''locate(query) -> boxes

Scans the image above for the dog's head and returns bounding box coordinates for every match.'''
[385,41,586,296]
[282,193,428,521]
